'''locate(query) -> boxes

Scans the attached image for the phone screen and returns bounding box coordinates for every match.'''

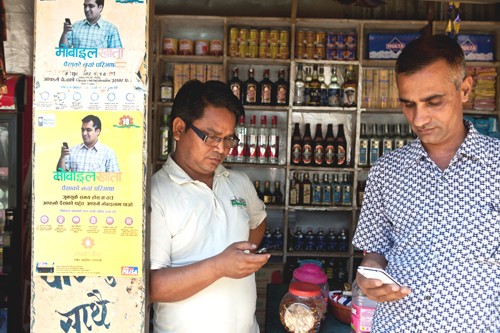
[357,266,401,286]
[63,142,69,149]
[65,18,71,25]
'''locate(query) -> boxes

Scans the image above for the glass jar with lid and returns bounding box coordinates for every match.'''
[279,281,325,333]
[291,263,329,316]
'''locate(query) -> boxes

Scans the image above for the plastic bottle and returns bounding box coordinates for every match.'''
[351,280,378,333]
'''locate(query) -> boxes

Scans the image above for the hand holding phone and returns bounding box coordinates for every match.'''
[65,18,72,25]
[63,142,69,149]
[357,266,401,286]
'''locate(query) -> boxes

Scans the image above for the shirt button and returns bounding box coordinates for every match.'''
[424,296,432,301]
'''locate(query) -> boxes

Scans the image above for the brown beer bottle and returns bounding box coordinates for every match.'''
[301,123,313,166]
[313,123,324,167]
[291,123,302,166]
[324,124,336,167]
[334,124,347,167]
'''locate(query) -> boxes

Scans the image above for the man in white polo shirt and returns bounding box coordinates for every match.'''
[149,80,269,333]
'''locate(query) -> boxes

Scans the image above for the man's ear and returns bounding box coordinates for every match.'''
[172,117,185,140]
[461,75,473,103]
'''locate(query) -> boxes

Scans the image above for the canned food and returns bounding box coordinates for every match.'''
[326,32,336,46]
[195,40,209,55]
[296,30,306,45]
[346,32,357,49]
[162,37,177,55]
[344,47,356,60]
[336,47,344,60]
[249,29,259,44]
[229,27,239,43]
[336,32,346,49]
[269,30,280,44]
[305,31,315,45]
[295,45,305,59]
[239,42,248,57]
[259,44,269,58]
[269,44,279,59]
[305,44,314,59]
[178,39,193,55]
[279,30,289,46]
[314,45,325,60]
[248,43,258,58]
[210,40,223,56]
[238,28,248,44]
[228,41,238,57]
[279,45,289,59]
[315,31,325,47]
[259,29,269,45]
[326,46,336,60]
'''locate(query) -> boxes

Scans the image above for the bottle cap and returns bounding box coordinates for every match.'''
[289,281,321,297]
[293,266,328,284]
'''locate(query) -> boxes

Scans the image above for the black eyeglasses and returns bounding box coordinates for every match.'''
[187,122,240,148]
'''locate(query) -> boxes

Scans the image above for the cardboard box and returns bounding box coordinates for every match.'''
[457,34,494,61]
[367,32,421,59]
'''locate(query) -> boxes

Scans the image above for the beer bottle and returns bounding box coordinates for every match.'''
[254,180,263,201]
[273,181,283,205]
[289,172,300,206]
[304,66,312,105]
[313,123,325,166]
[243,67,258,105]
[160,74,173,103]
[319,66,328,106]
[301,123,313,166]
[263,180,273,204]
[324,124,336,167]
[228,66,243,101]
[291,123,302,166]
[334,124,347,167]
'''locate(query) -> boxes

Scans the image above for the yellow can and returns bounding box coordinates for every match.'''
[259,44,269,58]
[269,29,280,44]
[249,29,259,44]
[305,31,315,45]
[238,28,248,44]
[279,30,289,46]
[259,29,269,45]
[228,41,238,57]
[229,27,239,43]
[315,31,326,47]
[238,41,248,57]
[305,44,314,59]
[269,43,279,59]
[296,30,306,46]
[279,45,289,59]
[248,43,258,58]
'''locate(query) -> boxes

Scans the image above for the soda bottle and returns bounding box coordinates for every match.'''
[351,279,378,333]
[305,227,316,251]
[293,227,305,251]
[272,227,284,250]
[337,228,349,252]
[326,228,337,252]
[254,180,263,201]
[315,227,326,252]
[261,227,273,249]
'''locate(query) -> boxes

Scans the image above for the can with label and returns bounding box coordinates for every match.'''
[239,41,248,57]
[238,28,249,44]
[336,32,346,49]
[279,30,289,46]
[345,48,356,60]
[163,37,177,55]
[229,27,239,43]
[326,46,336,60]
[315,31,325,48]
[259,29,269,46]
[178,39,193,55]
[295,44,305,59]
[210,40,223,56]
[305,31,315,45]
[346,32,357,49]
[259,44,269,58]
[249,29,259,44]
[305,44,314,59]
[326,32,336,47]
[269,30,280,44]
[314,45,325,60]
[279,45,289,59]
[296,30,306,46]
[249,43,258,58]
[195,40,209,55]
[229,41,238,57]
[269,44,279,59]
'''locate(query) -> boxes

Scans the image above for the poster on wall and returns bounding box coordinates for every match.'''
[32,111,143,276]
[33,0,148,111]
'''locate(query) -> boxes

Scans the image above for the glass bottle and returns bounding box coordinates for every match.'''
[260,68,273,105]
[394,123,406,149]
[234,115,247,163]
[358,123,369,167]
[301,123,313,166]
[257,115,269,164]
[381,123,393,157]
[159,113,170,161]
[243,67,258,105]
[291,123,302,166]
[308,64,321,106]
[319,66,328,106]
[369,123,381,166]
[273,181,283,205]
[254,180,263,201]
[293,227,305,251]
[300,171,312,206]
[268,116,280,164]
[321,173,332,206]
[341,65,357,107]
[304,66,312,106]
[313,123,324,167]
[332,173,342,206]
[328,66,341,107]
[273,68,289,106]
[311,173,322,206]
[272,227,284,250]
[289,172,300,206]
[305,227,316,251]
[324,124,336,167]
[334,124,347,167]
[160,74,173,103]
[341,173,352,206]
[326,228,338,252]
[228,66,243,101]
[247,115,258,163]
[263,180,273,204]
[294,63,305,106]
[315,227,326,252]
[406,124,416,145]
[337,228,349,252]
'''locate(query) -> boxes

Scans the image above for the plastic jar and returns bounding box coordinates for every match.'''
[291,264,329,318]
[351,280,378,333]
[280,281,324,333]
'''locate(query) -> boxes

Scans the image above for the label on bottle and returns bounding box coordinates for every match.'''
[248,133,258,162]
[302,184,311,204]
[309,88,321,106]
[276,84,287,105]
[383,139,393,156]
[337,146,346,166]
[302,144,313,165]
[328,88,340,106]
[295,86,305,105]
[324,144,335,165]
[370,139,380,165]
[359,139,369,166]
[258,134,268,162]
[268,134,279,163]
[230,83,241,100]
[159,130,169,160]
[292,144,302,164]
[290,187,298,205]
[160,86,173,102]
[245,83,257,103]
[351,304,376,333]
[342,86,356,106]
[261,84,272,104]
[314,145,324,165]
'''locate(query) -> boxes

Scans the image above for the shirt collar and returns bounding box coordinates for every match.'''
[78,140,102,151]
[164,155,229,185]
[84,17,102,27]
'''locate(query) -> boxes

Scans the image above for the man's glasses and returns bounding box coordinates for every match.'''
[187,122,240,148]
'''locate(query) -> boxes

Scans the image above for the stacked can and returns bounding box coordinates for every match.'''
[296,30,305,59]
[314,31,325,60]
[345,32,357,60]
[279,29,289,59]
[229,27,239,57]
[305,31,315,59]
[248,29,259,58]
[259,29,269,58]
[269,29,279,59]
[238,28,249,57]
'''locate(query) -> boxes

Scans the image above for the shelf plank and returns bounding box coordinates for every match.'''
[159,55,223,63]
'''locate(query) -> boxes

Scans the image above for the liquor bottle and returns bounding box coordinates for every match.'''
[294,64,305,106]
[341,173,352,206]
[305,227,316,251]
[315,227,326,252]
[261,227,273,249]
[273,68,289,106]
[311,173,322,206]
[332,173,342,206]
[234,115,247,163]
[318,66,328,106]
[301,123,313,166]
[228,66,243,101]
[313,123,325,167]
[272,227,284,250]
[324,124,336,167]
[358,123,369,167]
[304,66,312,105]
[328,66,341,107]
[254,180,263,201]
[257,115,269,164]
[159,113,170,161]
[291,123,302,166]
[259,68,273,105]
[337,229,349,252]
[247,115,258,163]
[369,123,381,166]
[333,259,348,289]
[334,124,347,167]
[357,180,366,207]
[263,180,273,204]
[293,227,305,251]
[308,64,321,106]
[273,181,283,204]
[268,116,280,164]
[160,74,173,103]
[381,123,393,157]
[321,173,332,206]
[289,172,300,206]
[243,67,258,105]
[341,65,357,107]
[300,171,312,205]
[326,228,338,252]
[394,123,406,149]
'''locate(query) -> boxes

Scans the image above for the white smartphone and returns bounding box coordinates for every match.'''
[357,266,401,286]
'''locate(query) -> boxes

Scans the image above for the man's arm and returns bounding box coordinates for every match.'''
[59,20,72,47]
[249,218,266,247]
[149,241,269,303]
[56,144,69,171]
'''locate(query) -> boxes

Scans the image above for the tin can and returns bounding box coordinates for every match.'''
[249,29,259,44]
[229,41,238,57]
[346,32,357,49]
[259,44,269,58]
[279,45,289,59]
[238,28,248,44]
[336,32,346,49]
[238,42,248,57]
[269,44,279,59]
[229,27,239,43]
[296,30,306,46]
[209,39,223,56]
[295,45,305,59]
[195,40,209,55]
[249,43,258,58]
[326,32,336,47]
[178,39,193,55]
[315,31,325,47]
[336,47,344,60]
[345,47,356,60]
[305,31,315,45]
[269,30,280,44]
[314,45,325,60]
[326,46,335,60]
[305,44,314,59]
[279,30,289,46]
[162,37,177,55]
[259,29,269,45]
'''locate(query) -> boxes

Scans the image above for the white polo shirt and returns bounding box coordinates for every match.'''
[150,156,267,333]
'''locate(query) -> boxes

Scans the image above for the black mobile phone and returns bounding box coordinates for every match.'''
[65,18,71,25]
[63,142,69,149]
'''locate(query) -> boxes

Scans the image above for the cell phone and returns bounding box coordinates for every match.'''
[255,247,269,254]
[63,142,69,149]
[357,266,401,286]
[65,18,71,25]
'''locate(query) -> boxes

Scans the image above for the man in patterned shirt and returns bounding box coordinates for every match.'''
[59,0,122,48]
[353,34,500,332]
[57,114,120,172]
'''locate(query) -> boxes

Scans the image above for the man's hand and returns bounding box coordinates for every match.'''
[213,241,270,279]
[356,271,411,302]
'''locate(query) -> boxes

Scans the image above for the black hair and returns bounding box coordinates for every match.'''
[82,115,101,130]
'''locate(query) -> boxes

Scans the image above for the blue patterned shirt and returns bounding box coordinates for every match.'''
[353,121,500,332]
[65,141,120,172]
[67,17,122,48]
